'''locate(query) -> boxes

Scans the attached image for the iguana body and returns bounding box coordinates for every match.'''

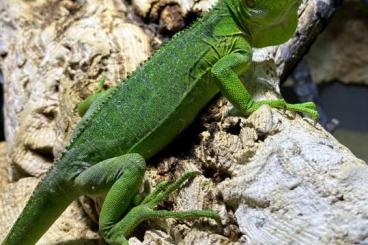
[3,0,318,244]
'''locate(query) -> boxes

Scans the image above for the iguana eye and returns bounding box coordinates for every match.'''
[245,0,255,7]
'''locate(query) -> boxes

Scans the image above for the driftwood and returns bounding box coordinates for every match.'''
[1,0,368,244]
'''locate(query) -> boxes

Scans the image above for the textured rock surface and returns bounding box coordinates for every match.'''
[215,107,368,244]
[0,142,8,190]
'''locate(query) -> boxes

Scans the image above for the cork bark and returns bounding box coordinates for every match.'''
[2,0,368,244]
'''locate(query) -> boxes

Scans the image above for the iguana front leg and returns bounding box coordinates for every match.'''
[211,47,319,120]
[74,154,219,245]
[78,76,111,116]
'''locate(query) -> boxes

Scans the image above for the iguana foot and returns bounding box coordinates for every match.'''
[141,171,198,206]
[141,171,220,221]
[108,171,220,244]
[285,101,319,120]
[115,172,220,243]
[247,99,319,120]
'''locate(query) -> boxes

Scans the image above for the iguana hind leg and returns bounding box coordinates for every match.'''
[106,170,220,245]
[74,155,219,245]
[74,153,146,244]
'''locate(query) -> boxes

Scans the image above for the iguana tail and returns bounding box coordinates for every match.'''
[2,165,75,245]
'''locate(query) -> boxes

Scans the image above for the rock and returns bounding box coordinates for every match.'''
[0,142,8,190]
[217,106,368,244]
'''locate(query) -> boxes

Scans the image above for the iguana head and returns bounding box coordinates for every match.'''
[228,0,302,47]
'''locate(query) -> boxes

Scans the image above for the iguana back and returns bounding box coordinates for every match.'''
[64,9,227,165]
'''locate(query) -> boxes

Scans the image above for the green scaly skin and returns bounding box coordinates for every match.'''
[3,0,318,244]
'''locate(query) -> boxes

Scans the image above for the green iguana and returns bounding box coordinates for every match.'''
[3,0,318,244]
